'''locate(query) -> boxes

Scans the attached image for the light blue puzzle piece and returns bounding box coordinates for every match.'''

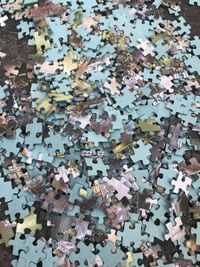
[41,248,58,267]
[119,222,147,248]
[113,87,136,109]
[144,218,166,242]
[5,194,30,221]
[157,166,178,194]
[131,140,152,165]
[44,130,72,156]
[83,131,108,146]
[25,121,42,149]
[19,237,46,266]
[185,55,200,74]
[23,0,38,5]
[172,16,191,36]
[0,178,18,202]
[9,233,29,256]
[70,243,96,266]
[17,21,34,39]
[97,242,125,267]
[31,144,54,163]
[90,208,105,224]
[154,39,170,60]
[189,0,200,6]
[85,157,109,176]
[0,85,7,99]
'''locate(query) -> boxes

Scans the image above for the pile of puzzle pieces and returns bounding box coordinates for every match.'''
[0,0,200,266]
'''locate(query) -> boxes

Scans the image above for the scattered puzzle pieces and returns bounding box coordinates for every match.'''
[0,1,199,267]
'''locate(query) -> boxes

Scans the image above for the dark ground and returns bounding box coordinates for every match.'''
[164,0,200,37]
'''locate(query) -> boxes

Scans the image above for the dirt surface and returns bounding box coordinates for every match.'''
[164,0,200,37]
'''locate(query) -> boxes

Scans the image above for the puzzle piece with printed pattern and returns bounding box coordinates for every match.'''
[103,176,132,200]
[0,128,24,157]
[16,207,42,235]
[191,222,200,244]
[171,172,192,195]
[136,118,161,135]
[165,217,185,243]
[137,39,155,56]
[97,242,125,267]
[31,144,54,163]
[40,191,72,214]
[0,219,14,247]
[132,252,144,267]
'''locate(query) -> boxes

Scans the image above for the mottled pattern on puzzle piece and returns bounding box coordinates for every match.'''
[97,242,125,267]
[191,222,200,244]
[0,128,24,157]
